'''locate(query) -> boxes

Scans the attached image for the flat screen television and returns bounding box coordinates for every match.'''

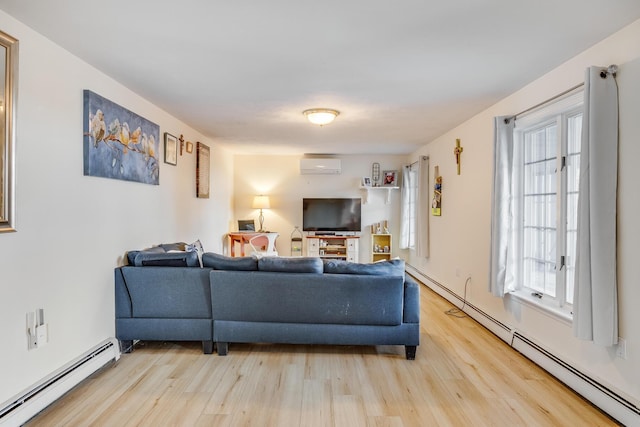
[302,198,362,233]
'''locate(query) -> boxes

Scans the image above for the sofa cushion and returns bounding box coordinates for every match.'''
[126,246,164,265]
[133,250,200,267]
[126,250,140,265]
[160,242,187,252]
[121,267,212,318]
[258,256,323,273]
[323,258,405,277]
[211,271,403,325]
[202,252,258,271]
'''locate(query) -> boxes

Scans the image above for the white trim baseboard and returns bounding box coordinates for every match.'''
[0,338,120,427]
[406,264,640,426]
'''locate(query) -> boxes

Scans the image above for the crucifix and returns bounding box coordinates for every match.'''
[178,134,185,156]
[453,138,463,175]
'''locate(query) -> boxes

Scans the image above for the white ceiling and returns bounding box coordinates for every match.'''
[2,1,640,155]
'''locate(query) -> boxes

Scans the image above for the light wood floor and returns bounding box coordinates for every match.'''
[28,283,618,426]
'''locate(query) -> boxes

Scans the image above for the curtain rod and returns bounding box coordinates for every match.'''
[406,156,428,169]
[505,82,584,124]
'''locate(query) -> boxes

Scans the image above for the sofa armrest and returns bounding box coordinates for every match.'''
[115,268,132,318]
[403,275,420,324]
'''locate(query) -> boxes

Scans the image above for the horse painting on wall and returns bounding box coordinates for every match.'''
[83,90,160,185]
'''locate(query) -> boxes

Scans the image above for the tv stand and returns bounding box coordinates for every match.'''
[306,235,359,262]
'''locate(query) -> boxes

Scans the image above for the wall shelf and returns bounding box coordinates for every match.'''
[359,186,399,204]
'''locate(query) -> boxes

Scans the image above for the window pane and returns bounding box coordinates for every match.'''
[516,104,582,308]
[565,230,576,305]
[567,154,580,193]
[546,125,557,161]
[545,261,557,297]
[567,193,578,231]
[521,122,558,299]
[564,113,582,306]
[524,129,540,163]
[525,259,545,293]
[523,195,545,228]
[567,114,582,154]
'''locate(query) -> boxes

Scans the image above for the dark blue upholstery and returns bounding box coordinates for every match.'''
[258,256,323,273]
[114,266,214,354]
[210,267,420,359]
[323,258,405,277]
[122,267,211,317]
[202,252,258,270]
[211,271,402,325]
[115,251,419,358]
[133,251,200,267]
[126,246,163,265]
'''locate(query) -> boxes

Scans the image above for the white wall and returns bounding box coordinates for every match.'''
[232,154,405,262]
[406,19,640,406]
[0,11,234,404]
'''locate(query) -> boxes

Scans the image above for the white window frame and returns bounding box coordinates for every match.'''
[509,92,583,321]
[407,169,417,249]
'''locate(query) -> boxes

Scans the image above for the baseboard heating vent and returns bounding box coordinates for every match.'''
[406,264,512,341]
[0,338,120,427]
[512,332,640,426]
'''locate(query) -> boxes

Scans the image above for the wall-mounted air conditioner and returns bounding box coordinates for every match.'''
[300,158,341,175]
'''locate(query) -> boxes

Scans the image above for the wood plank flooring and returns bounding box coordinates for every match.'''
[27,283,618,426]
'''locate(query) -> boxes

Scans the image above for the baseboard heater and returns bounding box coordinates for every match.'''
[406,265,513,342]
[0,338,120,426]
[406,264,640,426]
[512,332,640,426]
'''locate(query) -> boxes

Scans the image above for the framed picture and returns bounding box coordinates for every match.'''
[164,133,177,165]
[196,142,210,198]
[362,177,372,187]
[382,170,397,187]
[186,141,194,154]
[83,90,160,185]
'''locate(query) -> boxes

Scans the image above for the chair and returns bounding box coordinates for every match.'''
[248,232,279,257]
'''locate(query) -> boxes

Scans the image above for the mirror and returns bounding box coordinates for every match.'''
[0,30,18,233]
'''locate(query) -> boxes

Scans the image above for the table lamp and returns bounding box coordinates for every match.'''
[252,195,270,232]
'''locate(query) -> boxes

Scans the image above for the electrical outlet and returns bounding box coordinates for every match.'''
[36,324,49,347]
[616,338,627,359]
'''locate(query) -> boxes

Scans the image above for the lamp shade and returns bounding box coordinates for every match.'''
[252,195,270,209]
[303,108,339,126]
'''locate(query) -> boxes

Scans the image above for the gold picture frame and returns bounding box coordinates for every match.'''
[196,142,210,198]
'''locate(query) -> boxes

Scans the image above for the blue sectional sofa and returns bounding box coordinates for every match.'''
[208,255,420,360]
[115,245,420,359]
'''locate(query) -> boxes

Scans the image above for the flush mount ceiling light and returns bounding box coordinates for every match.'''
[303,108,340,126]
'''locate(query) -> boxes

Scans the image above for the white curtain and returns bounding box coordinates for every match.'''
[399,165,413,249]
[573,66,619,346]
[488,116,515,297]
[416,156,429,258]
[399,157,429,257]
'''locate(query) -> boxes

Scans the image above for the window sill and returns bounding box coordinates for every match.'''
[507,290,573,326]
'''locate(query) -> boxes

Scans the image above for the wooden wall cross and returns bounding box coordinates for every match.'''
[453,138,463,175]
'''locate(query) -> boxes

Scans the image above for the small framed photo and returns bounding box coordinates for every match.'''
[362,176,372,187]
[164,132,178,166]
[382,170,397,186]
[186,141,194,154]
